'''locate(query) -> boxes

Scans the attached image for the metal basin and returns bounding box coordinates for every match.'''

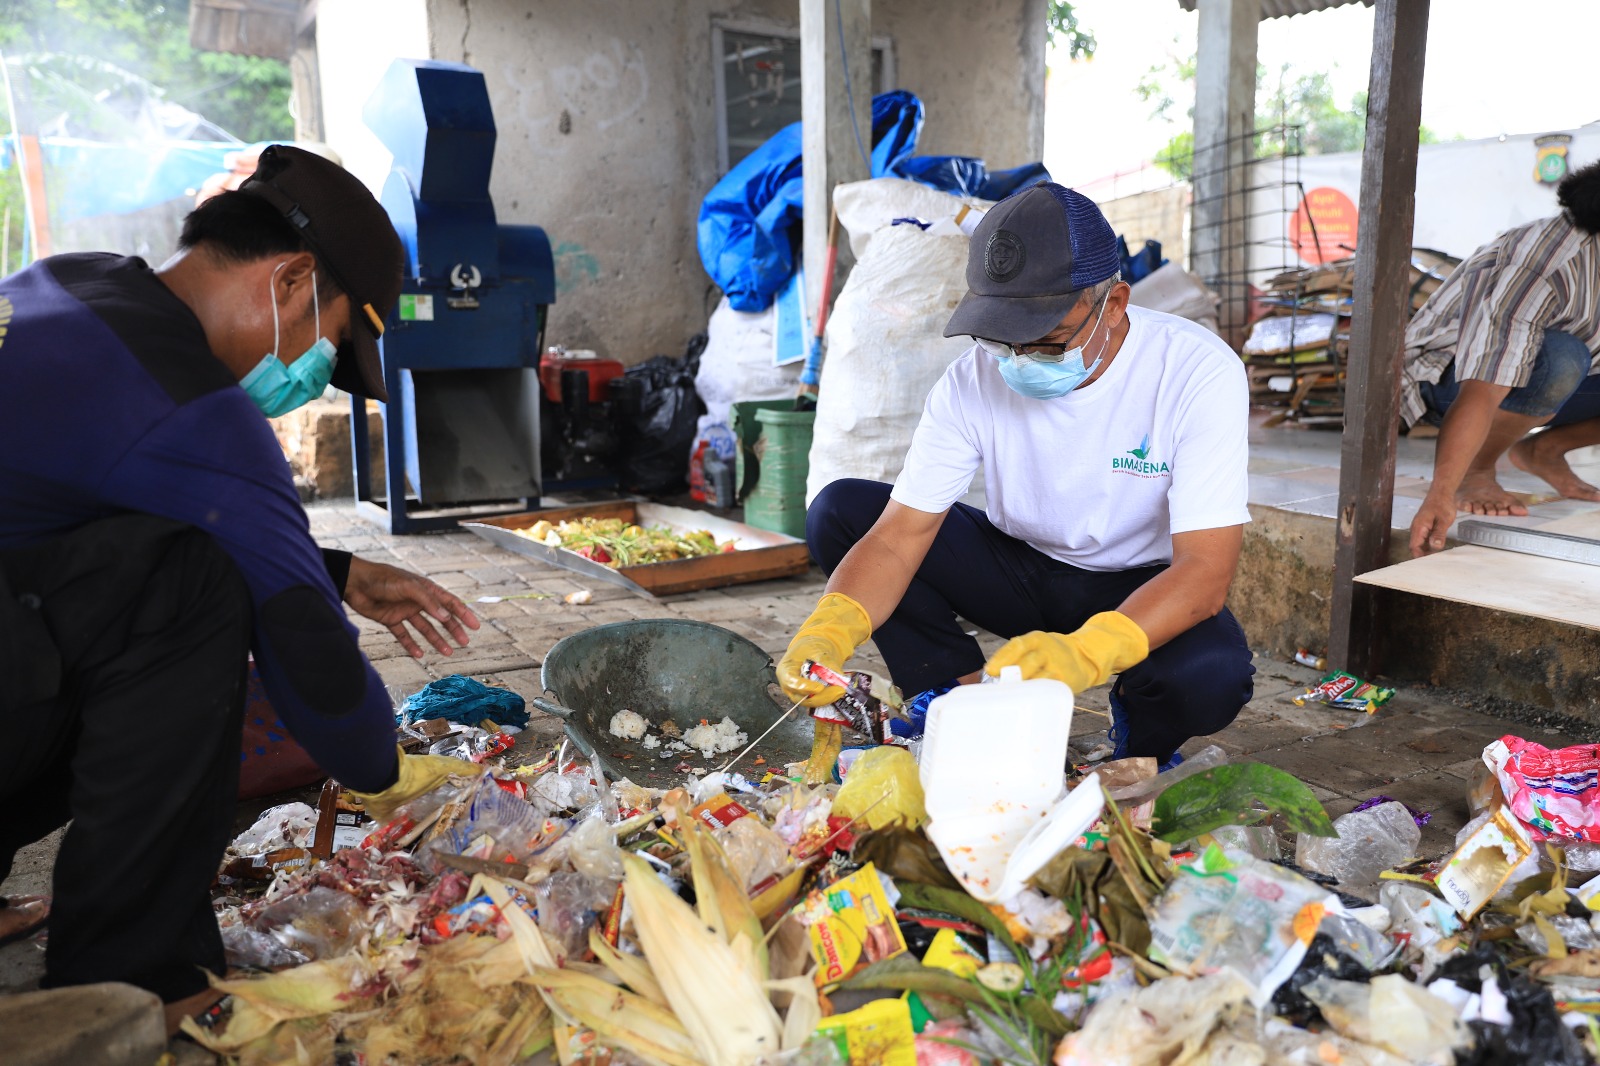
[533,619,806,788]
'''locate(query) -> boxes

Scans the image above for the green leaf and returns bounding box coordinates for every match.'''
[1151,762,1336,843]
[895,883,1028,969]
[837,956,991,1006]
[842,958,1073,1044]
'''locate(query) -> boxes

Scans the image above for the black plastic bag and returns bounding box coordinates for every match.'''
[1269,932,1372,1027]
[610,335,706,496]
[1432,946,1591,1066]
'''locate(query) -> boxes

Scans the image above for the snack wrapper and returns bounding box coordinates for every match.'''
[1485,736,1600,843]
[799,862,908,984]
[1146,846,1340,1007]
[1292,670,1395,714]
[803,660,907,744]
[815,997,917,1066]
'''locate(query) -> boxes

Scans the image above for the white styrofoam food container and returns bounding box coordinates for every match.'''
[919,667,1075,901]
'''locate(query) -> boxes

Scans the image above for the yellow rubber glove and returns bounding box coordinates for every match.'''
[984,611,1150,693]
[776,592,873,707]
[347,746,470,824]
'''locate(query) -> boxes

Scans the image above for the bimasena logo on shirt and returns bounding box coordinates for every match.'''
[1112,433,1171,478]
[0,295,11,352]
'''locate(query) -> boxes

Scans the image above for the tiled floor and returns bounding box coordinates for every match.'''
[1247,414,1600,534]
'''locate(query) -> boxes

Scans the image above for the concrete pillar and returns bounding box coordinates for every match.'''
[1189,0,1258,349]
[800,0,872,323]
[290,7,325,144]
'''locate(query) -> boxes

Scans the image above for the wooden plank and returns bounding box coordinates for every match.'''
[1354,546,1600,631]
[1327,0,1431,674]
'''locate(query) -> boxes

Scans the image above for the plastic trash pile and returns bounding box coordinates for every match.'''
[192,672,1600,1066]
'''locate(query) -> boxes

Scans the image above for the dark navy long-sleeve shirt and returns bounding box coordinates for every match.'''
[0,253,397,790]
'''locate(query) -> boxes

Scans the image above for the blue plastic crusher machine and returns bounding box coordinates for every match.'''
[350,58,556,533]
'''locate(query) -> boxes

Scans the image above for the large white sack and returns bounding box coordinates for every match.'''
[807,180,986,508]
[833,177,985,259]
[695,295,801,429]
[1128,262,1221,336]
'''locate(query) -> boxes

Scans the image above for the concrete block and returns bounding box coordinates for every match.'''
[267,398,383,500]
[0,983,165,1066]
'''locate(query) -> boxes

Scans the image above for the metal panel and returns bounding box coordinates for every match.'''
[1453,521,1600,566]
[1178,0,1372,17]
[410,368,541,505]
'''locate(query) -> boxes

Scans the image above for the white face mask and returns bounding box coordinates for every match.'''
[976,291,1110,400]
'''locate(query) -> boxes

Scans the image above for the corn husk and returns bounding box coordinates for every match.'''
[530,965,701,1066]
[622,852,783,1065]
[350,934,551,1066]
[588,927,668,1007]
[766,975,822,1051]
[181,954,382,1053]
[681,819,769,977]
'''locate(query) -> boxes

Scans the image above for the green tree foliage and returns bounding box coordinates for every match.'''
[0,0,292,271]
[0,0,291,142]
[1046,1,1097,61]
[1137,52,1441,181]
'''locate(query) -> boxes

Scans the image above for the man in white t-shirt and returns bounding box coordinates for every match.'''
[776,183,1254,768]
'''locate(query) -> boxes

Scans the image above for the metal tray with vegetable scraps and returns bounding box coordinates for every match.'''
[462,500,811,597]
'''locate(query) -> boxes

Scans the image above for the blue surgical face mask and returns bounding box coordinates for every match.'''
[240,263,338,418]
[984,293,1109,400]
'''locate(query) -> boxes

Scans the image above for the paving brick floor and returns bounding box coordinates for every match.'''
[2,498,1581,996]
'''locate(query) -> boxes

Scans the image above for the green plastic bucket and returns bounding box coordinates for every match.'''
[731,399,795,501]
[743,407,814,538]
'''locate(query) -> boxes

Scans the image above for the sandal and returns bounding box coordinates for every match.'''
[0,895,50,948]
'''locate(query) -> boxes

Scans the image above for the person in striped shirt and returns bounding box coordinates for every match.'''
[1406,159,1600,556]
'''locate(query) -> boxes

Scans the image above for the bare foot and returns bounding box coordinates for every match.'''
[1509,435,1600,502]
[1456,471,1529,516]
[0,896,48,943]
[163,987,226,1038]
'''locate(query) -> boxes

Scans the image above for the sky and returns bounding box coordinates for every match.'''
[1042,0,1600,191]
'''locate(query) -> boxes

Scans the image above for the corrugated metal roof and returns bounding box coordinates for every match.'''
[1177,0,1373,19]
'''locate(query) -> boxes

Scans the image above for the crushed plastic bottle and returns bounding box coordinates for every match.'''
[251,886,366,960]
[1208,823,1282,862]
[1296,800,1421,897]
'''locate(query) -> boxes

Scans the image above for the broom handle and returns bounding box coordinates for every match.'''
[798,198,841,391]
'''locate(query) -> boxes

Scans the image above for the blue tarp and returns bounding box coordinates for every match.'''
[1117,236,1168,285]
[1,135,237,223]
[698,90,1051,312]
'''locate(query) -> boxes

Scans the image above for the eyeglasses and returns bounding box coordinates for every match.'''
[973,337,1072,362]
[972,291,1108,363]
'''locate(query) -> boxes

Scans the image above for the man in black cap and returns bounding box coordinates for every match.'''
[0,146,479,1030]
[778,183,1254,767]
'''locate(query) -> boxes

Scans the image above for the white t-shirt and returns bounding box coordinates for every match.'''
[889,306,1250,572]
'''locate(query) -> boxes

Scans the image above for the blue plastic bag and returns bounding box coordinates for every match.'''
[401,675,529,729]
[697,88,1051,312]
[698,91,927,313]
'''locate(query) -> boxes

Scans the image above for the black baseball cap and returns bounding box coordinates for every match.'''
[944,182,1121,345]
[239,144,403,402]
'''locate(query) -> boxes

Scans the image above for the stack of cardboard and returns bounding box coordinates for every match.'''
[1245,249,1458,427]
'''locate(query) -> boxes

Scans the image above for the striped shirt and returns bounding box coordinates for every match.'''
[1401,212,1600,427]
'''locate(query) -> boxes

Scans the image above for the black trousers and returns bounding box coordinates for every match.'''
[0,515,251,1002]
[807,479,1255,759]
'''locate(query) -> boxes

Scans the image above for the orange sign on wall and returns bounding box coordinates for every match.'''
[1291,186,1359,264]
